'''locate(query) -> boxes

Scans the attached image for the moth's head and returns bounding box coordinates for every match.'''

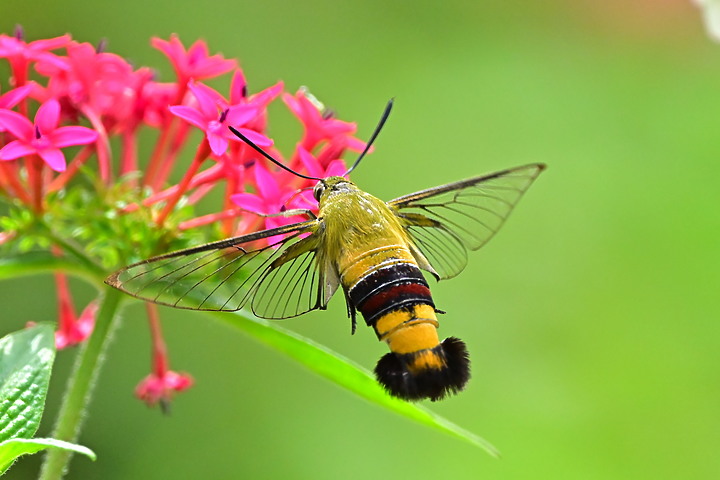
[313,176,356,202]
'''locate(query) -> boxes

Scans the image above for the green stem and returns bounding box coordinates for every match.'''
[0,251,100,284]
[38,287,124,480]
[44,229,105,279]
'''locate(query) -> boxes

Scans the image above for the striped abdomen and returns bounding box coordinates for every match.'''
[340,245,470,401]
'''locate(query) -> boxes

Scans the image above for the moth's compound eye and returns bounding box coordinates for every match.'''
[313,182,325,201]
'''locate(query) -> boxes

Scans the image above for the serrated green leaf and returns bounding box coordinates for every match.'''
[210,310,500,457]
[0,437,96,474]
[0,325,55,443]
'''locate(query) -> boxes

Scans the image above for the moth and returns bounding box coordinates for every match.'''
[106,100,545,401]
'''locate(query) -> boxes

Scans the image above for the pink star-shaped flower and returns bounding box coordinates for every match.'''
[169,81,272,157]
[0,32,71,82]
[136,370,193,408]
[151,34,236,82]
[56,300,98,350]
[283,89,364,151]
[296,145,347,180]
[0,98,98,172]
[0,84,32,108]
[231,162,288,217]
[34,41,136,118]
[0,84,33,132]
[230,162,314,242]
[141,81,179,127]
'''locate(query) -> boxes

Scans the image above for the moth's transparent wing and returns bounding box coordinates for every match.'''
[250,229,327,319]
[388,163,545,279]
[105,219,332,319]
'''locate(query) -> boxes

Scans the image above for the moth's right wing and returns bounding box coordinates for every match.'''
[388,164,546,280]
[105,219,335,319]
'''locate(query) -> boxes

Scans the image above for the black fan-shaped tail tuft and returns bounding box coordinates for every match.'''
[374,337,470,402]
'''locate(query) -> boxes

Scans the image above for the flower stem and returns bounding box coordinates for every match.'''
[38,287,124,480]
[155,139,209,227]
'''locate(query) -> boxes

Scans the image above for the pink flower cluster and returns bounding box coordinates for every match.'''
[0,29,363,406]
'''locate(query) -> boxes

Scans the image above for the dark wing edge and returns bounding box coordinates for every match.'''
[388,163,546,280]
[105,219,334,318]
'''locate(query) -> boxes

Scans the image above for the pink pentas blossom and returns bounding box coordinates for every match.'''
[231,162,291,216]
[0,32,71,84]
[151,34,236,83]
[169,81,272,157]
[0,83,33,108]
[242,79,284,133]
[103,66,155,134]
[56,300,98,350]
[230,162,313,235]
[230,147,350,231]
[297,145,347,180]
[0,31,368,413]
[34,41,136,123]
[0,98,99,171]
[135,303,194,409]
[135,370,193,408]
[283,89,363,151]
[141,80,178,127]
[229,69,247,103]
[0,84,33,132]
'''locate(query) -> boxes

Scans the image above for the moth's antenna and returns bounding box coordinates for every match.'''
[344,98,394,176]
[229,126,322,181]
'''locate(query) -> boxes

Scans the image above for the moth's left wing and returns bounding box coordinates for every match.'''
[105,219,338,319]
[388,163,545,280]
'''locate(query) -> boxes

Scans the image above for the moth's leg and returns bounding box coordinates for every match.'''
[256,209,317,220]
[344,290,358,335]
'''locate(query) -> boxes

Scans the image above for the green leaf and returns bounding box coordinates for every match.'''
[0,324,55,443]
[0,251,101,284]
[0,438,95,475]
[210,310,500,457]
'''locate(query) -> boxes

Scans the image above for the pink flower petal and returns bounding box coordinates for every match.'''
[230,69,247,104]
[282,92,302,118]
[207,132,228,156]
[169,105,208,129]
[38,148,67,172]
[224,105,258,128]
[325,159,348,178]
[29,34,72,52]
[0,84,32,109]
[52,126,99,147]
[187,40,209,65]
[230,192,266,213]
[135,370,193,407]
[250,81,284,107]
[193,81,227,106]
[56,300,98,350]
[232,128,272,147]
[288,189,316,211]
[0,140,36,160]
[254,163,281,201]
[322,119,356,137]
[344,136,367,152]
[33,51,70,75]
[35,99,61,134]
[297,146,322,178]
[188,82,220,119]
[0,109,33,139]
[151,35,185,71]
[191,56,237,79]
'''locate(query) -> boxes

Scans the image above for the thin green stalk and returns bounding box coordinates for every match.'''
[44,229,105,279]
[38,287,123,480]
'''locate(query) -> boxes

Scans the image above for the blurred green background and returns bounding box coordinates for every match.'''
[2,0,720,478]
